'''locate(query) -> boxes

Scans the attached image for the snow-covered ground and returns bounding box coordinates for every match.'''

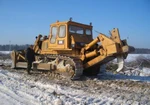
[125,54,150,62]
[0,69,101,105]
[0,52,150,105]
[0,51,11,55]
[125,54,150,76]
[109,54,150,77]
[0,67,150,105]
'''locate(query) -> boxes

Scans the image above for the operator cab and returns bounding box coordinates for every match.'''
[42,19,93,51]
[68,21,93,49]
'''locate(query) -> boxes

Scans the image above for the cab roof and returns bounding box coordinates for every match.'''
[50,20,93,29]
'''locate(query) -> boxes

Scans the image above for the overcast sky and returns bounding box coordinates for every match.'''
[0,0,150,48]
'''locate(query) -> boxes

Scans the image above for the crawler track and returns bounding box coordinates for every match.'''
[37,55,84,79]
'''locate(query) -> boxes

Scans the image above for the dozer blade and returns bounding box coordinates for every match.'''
[116,55,124,72]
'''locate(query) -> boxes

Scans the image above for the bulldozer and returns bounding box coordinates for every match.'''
[11,18,134,79]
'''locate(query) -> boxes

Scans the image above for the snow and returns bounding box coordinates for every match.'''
[111,54,150,77]
[112,54,150,63]
[0,53,150,105]
[0,67,150,105]
[125,54,150,62]
[125,54,150,76]
[0,59,12,66]
[142,67,150,75]
[0,51,12,66]
[0,69,114,105]
[101,72,150,82]
[0,51,11,55]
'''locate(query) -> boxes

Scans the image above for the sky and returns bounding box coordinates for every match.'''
[0,0,150,48]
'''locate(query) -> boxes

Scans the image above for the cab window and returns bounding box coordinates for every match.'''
[69,25,83,35]
[50,26,57,43]
[59,25,66,38]
[86,29,92,35]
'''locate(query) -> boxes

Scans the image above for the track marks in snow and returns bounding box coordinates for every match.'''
[0,91,20,105]
[0,68,150,105]
[0,70,40,105]
[0,84,39,105]
[0,69,106,105]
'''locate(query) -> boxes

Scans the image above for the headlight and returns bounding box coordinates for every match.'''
[71,44,75,48]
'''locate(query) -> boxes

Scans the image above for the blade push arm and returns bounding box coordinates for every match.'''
[81,28,132,72]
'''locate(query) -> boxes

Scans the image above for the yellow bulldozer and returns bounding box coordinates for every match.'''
[11,19,134,79]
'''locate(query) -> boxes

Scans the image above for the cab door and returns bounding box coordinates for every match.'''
[49,25,67,49]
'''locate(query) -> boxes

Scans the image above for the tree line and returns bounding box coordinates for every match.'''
[132,48,150,54]
[0,44,30,51]
[0,44,150,54]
